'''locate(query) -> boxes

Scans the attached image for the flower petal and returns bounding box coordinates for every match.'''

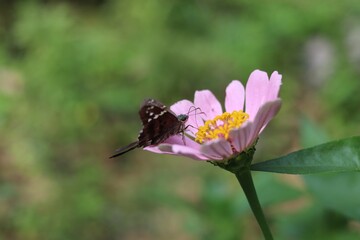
[249,99,282,144]
[170,99,203,135]
[145,134,200,150]
[230,99,281,153]
[144,135,205,160]
[225,80,245,112]
[194,90,222,121]
[170,99,193,115]
[157,144,212,160]
[201,139,233,159]
[172,145,213,160]
[245,70,270,121]
[267,71,282,100]
[229,121,254,153]
[144,145,175,154]
[163,135,202,148]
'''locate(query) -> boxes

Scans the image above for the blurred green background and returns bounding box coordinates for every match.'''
[1,0,360,239]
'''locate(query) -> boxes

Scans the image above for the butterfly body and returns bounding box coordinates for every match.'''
[110,99,188,158]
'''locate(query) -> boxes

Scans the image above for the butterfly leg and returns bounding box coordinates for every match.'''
[185,124,198,130]
[181,131,186,145]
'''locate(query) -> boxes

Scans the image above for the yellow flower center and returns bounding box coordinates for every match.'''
[195,111,249,143]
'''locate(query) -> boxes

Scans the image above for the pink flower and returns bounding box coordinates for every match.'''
[145,70,282,161]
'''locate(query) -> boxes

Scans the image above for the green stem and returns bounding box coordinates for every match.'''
[236,170,273,240]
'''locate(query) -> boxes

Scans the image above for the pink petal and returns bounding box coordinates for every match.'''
[163,135,202,149]
[245,70,270,121]
[267,71,282,100]
[229,99,281,153]
[194,90,222,121]
[225,80,245,112]
[144,135,201,152]
[229,121,254,153]
[170,100,202,136]
[146,144,210,161]
[249,99,282,144]
[166,144,212,160]
[170,99,193,116]
[144,145,175,154]
[160,135,184,145]
[144,135,207,160]
[201,139,233,160]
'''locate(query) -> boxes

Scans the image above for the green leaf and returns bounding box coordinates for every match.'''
[299,117,360,220]
[250,136,360,174]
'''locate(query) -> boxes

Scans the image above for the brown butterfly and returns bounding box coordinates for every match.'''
[110,99,189,158]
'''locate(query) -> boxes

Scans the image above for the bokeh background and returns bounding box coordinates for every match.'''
[1,0,360,239]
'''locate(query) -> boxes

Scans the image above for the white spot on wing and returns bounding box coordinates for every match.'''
[138,129,143,137]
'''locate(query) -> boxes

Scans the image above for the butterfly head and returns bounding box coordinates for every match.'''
[177,114,189,123]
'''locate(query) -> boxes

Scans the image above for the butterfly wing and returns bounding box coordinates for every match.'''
[138,99,180,147]
[109,141,139,158]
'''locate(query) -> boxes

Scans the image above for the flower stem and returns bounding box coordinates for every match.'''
[236,170,273,240]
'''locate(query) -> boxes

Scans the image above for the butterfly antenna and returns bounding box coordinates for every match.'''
[109,141,139,158]
[186,106,206,128]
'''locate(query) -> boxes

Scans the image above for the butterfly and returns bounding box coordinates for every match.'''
[110,98,189,158]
